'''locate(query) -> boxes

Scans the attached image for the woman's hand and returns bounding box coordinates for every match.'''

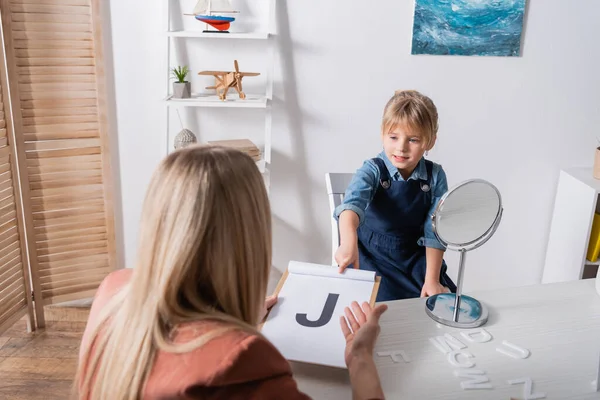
[259,295,278,323]
[339,301,388,367]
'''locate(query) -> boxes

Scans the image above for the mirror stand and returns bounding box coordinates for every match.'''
[425,248,489,328]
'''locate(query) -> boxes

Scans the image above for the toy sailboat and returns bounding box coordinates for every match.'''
[191,0,238,33]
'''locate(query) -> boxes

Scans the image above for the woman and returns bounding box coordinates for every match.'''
[75,145,387,399]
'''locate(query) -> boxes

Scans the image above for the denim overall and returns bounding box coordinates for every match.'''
[357,158,457,302]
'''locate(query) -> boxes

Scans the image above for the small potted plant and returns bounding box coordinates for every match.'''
[171,65,191,99]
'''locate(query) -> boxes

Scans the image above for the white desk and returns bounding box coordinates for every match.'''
[292,279,600,399]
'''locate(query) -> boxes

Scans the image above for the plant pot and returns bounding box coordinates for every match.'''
[594,147,600,180]
[173,82,191,99]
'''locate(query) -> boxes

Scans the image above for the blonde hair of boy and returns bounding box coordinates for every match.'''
[74,145,272,400]
[381,90,439,150]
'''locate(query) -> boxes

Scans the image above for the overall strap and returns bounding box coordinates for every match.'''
[420,160,434,193]
[371,157,391,189]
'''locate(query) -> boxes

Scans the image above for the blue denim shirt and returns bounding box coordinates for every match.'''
[334,151,448,250]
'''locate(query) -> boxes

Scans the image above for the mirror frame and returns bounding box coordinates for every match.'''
[425,178,504,329]
[432,179,503,252]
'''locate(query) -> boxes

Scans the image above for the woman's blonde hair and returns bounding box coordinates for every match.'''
[381,90,439,150]
[74,145,272,399]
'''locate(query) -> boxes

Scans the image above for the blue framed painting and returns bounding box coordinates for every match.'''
[411,0,526,57]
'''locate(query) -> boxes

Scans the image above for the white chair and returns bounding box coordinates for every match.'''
[325,172,354,266]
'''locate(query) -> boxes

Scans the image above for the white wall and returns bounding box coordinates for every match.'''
[107,0,600,293]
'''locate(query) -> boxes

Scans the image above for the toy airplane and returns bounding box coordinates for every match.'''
[198,60,260,101]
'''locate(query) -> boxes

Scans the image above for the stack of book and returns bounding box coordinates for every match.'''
[208,139,261,162]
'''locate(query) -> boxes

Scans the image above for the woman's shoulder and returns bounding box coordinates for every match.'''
[94,269,132,303]
[149,323,309,398]
[175,323,291,384]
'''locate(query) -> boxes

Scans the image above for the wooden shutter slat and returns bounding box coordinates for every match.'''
[37,239,107,257]
[0,298,27,329]
[40,268,109,286]
[0,233,19,253]
[35,225,105,242]
[20,90,97,100]
[38,246,106,263]
[0,146,10,158]
[41,272,107,291]
[10,0,91,6]
[33,211,104,228]
[30,183,102,197]
[26,146,100,159]
[33,214,104,234]
[0,281,26,316]
[22,106,98,117]
[30,190,104,208]
[12,30,93,41]
[11,12,91,24]
[29,176,101,190]
[15,40,93,50]
[33,203,104,220]
[23,122,98,134]
[18,66,95,76]
[19,74,95,84]
[25,137,100,151]
[41,282,99,299]
[0,296,26,326]
[21,81,97,92]
[27,153,101,166]
[12,22,92,33]
[0,211,16,227]
[0,177,14,193]
[32,200,103,215]
[0,260,22,284]
[29,162,101,175]
[0,224,18,243]
[37,232,106,249]
[0,163,11,175]
[0,246,20,267]
[30,169,101,183]
[25,130,100,141]
[10,5,91,16]
[16,58,95,68]
[38,254,108,275]
[0,267,22,291]
[21,98,97,110]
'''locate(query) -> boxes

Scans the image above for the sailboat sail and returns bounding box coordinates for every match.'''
[192,0,236,14]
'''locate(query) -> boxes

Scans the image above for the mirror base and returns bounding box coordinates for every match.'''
[425,293,488,329]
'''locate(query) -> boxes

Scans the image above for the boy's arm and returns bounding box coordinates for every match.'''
[334,160,379,271]
[333,160,380,224]
[420,165,449,297]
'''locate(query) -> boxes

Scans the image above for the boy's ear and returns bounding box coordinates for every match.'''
[426,135,437,151]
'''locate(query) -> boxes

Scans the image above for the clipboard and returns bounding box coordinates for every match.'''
[259,261,381,368]
[260,267,381,329]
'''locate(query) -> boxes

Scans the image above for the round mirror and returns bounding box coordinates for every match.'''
[425,179,503,329]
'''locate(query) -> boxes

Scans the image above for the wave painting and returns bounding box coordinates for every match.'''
[411,0,526,56]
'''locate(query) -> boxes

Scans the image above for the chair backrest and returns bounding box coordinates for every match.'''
[325,172,354,266]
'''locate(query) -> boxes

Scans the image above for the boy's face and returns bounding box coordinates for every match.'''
[382,124,429,177]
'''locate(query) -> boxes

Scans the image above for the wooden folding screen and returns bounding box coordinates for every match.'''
[0,0,116,332]
[0,33,35,334]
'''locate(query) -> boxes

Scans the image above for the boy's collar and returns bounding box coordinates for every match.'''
[378,151,427,181]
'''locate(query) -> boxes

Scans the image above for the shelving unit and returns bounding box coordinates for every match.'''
[163,0,275,188]
[542,167,600,283]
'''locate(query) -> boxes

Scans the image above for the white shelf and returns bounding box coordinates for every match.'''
[167,31,269,39]
[585,259,600,266]
[165,93,268,108]
[255,158,266,174]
